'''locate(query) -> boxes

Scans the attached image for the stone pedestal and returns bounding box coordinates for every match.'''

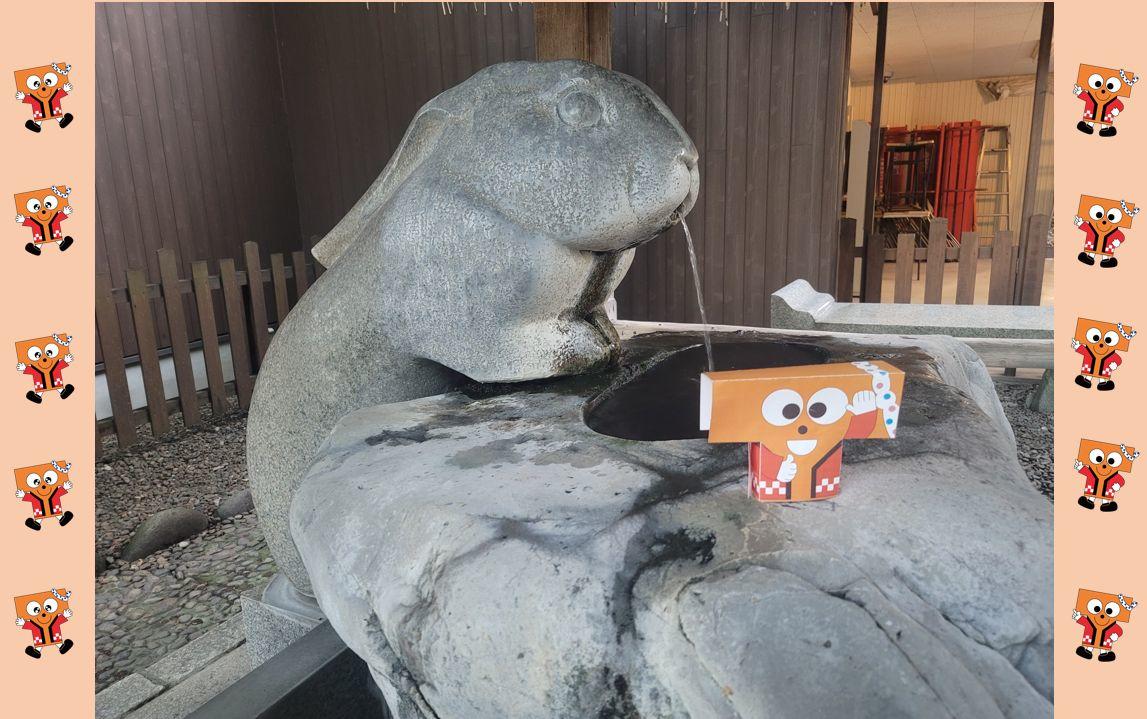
[291,330,1052,718]
[241,573,325,666]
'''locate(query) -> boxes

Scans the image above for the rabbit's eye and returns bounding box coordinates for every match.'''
[558,91,603,129]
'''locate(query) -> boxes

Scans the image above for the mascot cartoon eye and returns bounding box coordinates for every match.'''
[1107,208,1123,224]
[761,389,803,427]
[1090,449,1106,465]
[1105,602,1121,617]
[43,470,58,485]
[27,345,43,362]
[558,91,603,129]
[1089,204,1105,221]
[1088,598,1103,614]
[44,195,58,211]
[43,72,59,88]
[1107,452,1124,468]
[1106,77,1123,93]
[807,387,848,425]
[42,599,57,614]
[1104,331,1120,346]
[26,198,41,214]
[25,75,42,91]
[25,473,42,489]
[25,601,41,616]
[44,343,60,358]
[1088,73,1104,90]
[1086,327,1102,344]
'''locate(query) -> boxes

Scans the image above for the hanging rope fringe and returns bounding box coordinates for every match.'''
[1118,323,1137,340]
[51,588,71,603]
[1119,594,1138,611]
[1121,199,1140,217]
[51,185,71,199]
[1120,69,1140,87]
[51,63,71,76]
[52,333,72,347]
[51,460,71,474]
[1121,444,1140,462]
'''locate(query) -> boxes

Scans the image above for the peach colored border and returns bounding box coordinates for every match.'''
[0,0,93,712]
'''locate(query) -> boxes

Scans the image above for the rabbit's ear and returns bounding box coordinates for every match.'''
[312,104,453,268]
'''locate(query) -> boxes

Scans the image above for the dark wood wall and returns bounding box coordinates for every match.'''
[96,3,301,282]
[612,2,851,325]
[272,2,536,244]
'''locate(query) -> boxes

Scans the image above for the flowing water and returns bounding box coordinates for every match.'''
[680,218,715,373]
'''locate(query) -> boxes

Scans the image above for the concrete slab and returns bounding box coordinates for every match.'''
[139,615,246,686]
[127,645,251,719]
[97,673,165,719]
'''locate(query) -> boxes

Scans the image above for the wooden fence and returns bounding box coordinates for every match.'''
[838,214,1051,306]
[95,242,315,453]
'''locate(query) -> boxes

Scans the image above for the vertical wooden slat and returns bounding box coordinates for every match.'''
[96,274,138,448]
[126,268,170,436]
[835,218,856,302]
[1018,213,1050,306]
[955,231,979,305]
[270,252,291,323]
[862,231,884,303]
[157,247,201,426]
[220,258,255,408]
[191,261,227,416]
[924,217,948,304]
[244,241,272,364]
[988,230,1016,305]
[893,233,915,303]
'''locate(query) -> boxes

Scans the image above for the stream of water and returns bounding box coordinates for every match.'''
[679,218,715,373]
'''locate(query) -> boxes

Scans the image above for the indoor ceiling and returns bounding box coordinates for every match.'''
[850,2,1048,84]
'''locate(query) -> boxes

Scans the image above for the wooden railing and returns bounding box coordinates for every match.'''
[95,242,315,453]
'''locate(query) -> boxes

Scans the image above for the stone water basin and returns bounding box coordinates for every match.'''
[291,329,1051,719]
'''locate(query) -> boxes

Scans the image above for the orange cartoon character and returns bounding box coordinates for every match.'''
[1075,439,1137,512]
[15,333,75,404]
[700,361,905,502]
[14,588,73,659]
[13,461,73,531]
[1073,318,1134,391]
[13,62,74,133]
[1075,195,1138,268]
[14,185,74,256]
[1075,63,1138,137]
[1074,588,1136,662]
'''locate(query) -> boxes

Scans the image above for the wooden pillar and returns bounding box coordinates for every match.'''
[1013,2,1053,305]
[534,2,612,68]
[859,2,887,302]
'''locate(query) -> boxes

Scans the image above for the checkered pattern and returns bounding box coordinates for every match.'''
[755,479,786,498]
[815,476,841,497]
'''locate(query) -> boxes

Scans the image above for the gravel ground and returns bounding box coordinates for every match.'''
[992,376,1053,500]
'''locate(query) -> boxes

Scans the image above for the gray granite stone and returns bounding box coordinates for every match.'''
[292,330,1050,719]
[247,60,699,594]
[96,673,164,719]
[139,615,246,686]
[215,488,253,519]
[241,574,324,665]
[120,507,210,562]
[126,646,250,719]
[1026,368,1053,414]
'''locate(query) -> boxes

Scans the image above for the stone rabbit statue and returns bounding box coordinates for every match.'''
[247,60,699,594]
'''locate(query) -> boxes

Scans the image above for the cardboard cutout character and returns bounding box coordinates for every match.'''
[701,361,904,502]
[13,185,74,256]
[1073,318,1134,391]
[1076,195,1138,268]
[1074,588,1136,662]
[15,333,75,404]
[13,63,73,133]
[13,461,73,531]
[13,588,73,659]
[1075,63,1138,137]
[1075,439,1137,512]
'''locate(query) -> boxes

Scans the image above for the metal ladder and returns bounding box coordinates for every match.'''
[974,125,1011,239]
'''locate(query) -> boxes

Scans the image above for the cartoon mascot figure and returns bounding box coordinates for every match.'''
[1075,589,1135,662]
[1073,318,1134,392]
[14,461,74,531]
[15,333,75,404]
[1075,63,1138,137]
[701,361,905,502]
[13,63,73,133]
[1075,439,1136,512]
[14,588,73,659]
[1076,195,1137,268]
[14,185,74,256]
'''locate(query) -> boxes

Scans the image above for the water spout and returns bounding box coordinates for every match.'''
[680,219,714,373]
